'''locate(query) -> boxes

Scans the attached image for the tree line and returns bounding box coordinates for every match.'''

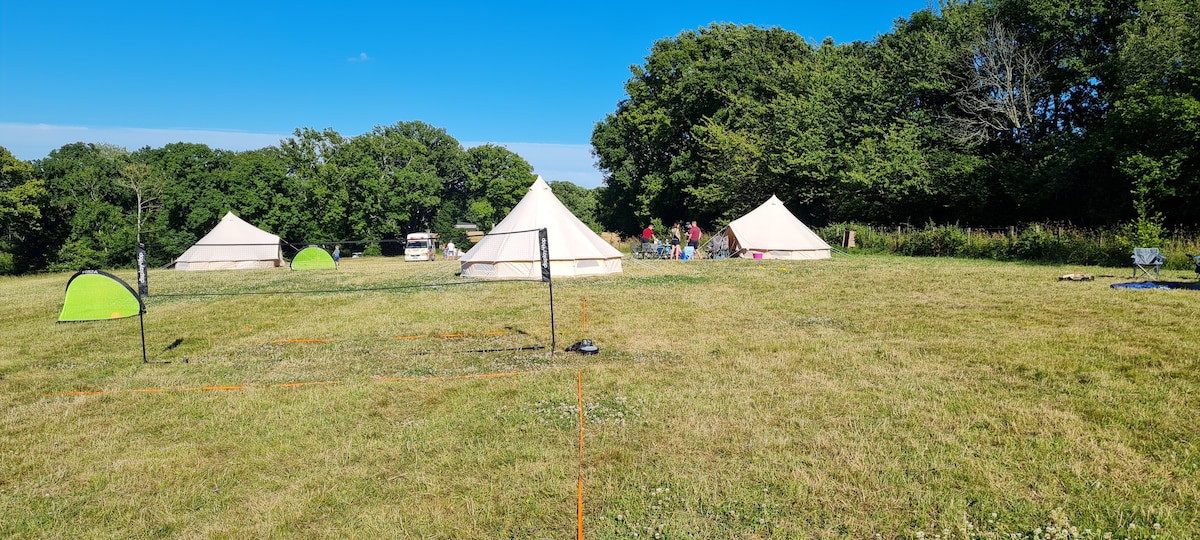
[3,0,1197,274]
[0,123,600,274]
[592,0,1199,239]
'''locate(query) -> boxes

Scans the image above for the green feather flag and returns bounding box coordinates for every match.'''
[59,270,144,322]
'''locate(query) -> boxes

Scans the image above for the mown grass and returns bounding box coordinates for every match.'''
[1,255,1197,538]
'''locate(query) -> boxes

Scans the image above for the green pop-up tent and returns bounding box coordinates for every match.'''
[290,246,336,270]
[59,270,147,362]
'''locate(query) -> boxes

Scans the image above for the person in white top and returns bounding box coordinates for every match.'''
[445,241,457,258]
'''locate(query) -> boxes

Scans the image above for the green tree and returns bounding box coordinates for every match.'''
[459,144,535,230]
[0,147,48,273]
[320,121,466,252]
[592,24,814,234]
[968,0,1139,223]
[225,147,305,242]
[550,181,600,232]
[137,143,235,259]
[858,5,991,223]
[1107,0,1200,225]
[279,127,351,242]
[35,143,136,271]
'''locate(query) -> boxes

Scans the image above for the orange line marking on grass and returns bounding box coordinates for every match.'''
[201,385,245,391]
[439,333,466,338]
[393,335,424,340]
[375,371,528,382]
[577,371,585,540]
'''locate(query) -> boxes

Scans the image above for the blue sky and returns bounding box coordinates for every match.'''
[0,1,932,188]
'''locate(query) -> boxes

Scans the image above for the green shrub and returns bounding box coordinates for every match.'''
[898,225,967,257]
[1113,217,1165,252]
[1012,225,1061,261]
[824,221,1200,269]
[1061,235,1114,266]
[0,251,13,275]
[960,231,1012,261]
[818,223,892,253]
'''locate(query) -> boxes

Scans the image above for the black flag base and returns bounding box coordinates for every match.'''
[565,339,599,355]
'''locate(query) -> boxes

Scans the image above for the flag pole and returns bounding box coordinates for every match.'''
[539,228,556,352]
[139,312,148,364]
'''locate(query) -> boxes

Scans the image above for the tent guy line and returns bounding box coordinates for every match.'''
[42,371,532,398]
[144,279,528,297]
[272,330,515,343]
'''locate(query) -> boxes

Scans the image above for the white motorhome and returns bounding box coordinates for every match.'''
[404,232,439,261]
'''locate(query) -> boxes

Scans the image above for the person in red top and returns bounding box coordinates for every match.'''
[641,224,657,244]
[687,221,702,259]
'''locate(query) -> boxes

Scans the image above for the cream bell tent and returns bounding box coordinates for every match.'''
[459,176,623,279]
[726,195,831,260]
[175,212,283,270]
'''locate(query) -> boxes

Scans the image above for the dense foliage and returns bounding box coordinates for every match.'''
[0,122,602,273]
[592,0,1200,235]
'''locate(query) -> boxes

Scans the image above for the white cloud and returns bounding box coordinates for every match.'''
[0,123,289,160]
[348,52,370,62]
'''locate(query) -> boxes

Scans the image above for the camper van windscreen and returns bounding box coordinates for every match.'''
[407,240,429,249]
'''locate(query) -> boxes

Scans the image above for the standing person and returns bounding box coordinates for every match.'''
[687,221,702,259]
[445,241,456,259]
[332,245,341,268]
[669,222,682,259]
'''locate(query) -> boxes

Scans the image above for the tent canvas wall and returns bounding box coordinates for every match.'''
[175,212,283,270]
[726,195,831,260]
[459,176,623,279]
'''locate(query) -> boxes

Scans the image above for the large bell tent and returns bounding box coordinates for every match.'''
[174,212,283,271]
[459,176,623,279]
[725,195,831,260]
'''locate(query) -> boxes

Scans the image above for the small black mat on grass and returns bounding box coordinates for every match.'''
[1111,281,1200,290]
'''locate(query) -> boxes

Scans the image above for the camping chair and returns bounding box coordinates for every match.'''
[705,228,730,259]
[1132,248,1165,279]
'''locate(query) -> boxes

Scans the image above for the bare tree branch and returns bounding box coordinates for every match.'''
[118,163,162,244]
[950,20,1046,146]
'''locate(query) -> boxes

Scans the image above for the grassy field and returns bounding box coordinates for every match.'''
[1,254,1197,539]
